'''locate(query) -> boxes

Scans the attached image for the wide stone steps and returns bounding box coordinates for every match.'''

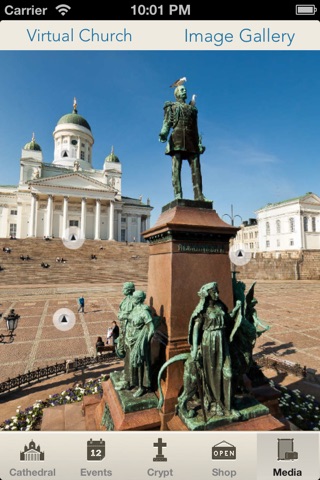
[0,238,149,285]
[41,394,101,431]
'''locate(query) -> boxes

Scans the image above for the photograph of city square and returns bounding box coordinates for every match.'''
[0,50,320,432]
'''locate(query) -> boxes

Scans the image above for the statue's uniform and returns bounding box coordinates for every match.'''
[160,101,205,200]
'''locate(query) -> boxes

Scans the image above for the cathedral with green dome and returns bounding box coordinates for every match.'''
[0,99,152,241]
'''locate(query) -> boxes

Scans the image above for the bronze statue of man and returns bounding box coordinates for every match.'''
[159,84,206,201]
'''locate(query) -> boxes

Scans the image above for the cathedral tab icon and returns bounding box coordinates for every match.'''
[20,440,45,461]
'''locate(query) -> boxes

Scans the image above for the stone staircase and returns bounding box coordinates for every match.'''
[41,394,101,431]
[0,238,149,285]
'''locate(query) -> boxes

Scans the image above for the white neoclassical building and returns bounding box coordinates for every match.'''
[235,192,320,253]
[0,99,152,242]
[233,218,259,254]
[256,192,320,251]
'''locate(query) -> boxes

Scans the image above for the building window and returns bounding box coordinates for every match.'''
[80,151,85,160]
[121,229,126,242]
[62,150,68,157]
[266,240,270,248]
[276,219,281,234]
[69,220,79,227]
[290,238,294,246]
[289,217,295,233]
[312,217,316,232]
[266,222,270,235]
[303,216,308,232]
[121,217,126,224]
[10,209,17,215]
[249,242,254,249]
[9,224,17,236]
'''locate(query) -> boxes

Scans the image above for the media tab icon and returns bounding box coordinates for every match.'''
[212,440,236,460]
[277,438,298,461]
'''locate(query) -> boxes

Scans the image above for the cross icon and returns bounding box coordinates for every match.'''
[153,438,167,462]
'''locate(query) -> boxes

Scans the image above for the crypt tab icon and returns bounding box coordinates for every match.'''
[212,440,236,460]
[153,437,167,462]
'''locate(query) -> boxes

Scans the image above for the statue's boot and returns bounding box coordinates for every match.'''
[193,184,206,202]
[133,387,146,398]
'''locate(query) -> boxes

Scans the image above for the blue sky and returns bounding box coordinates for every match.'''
[0,50,319,225]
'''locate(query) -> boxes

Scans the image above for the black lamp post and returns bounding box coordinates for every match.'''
[222,204,242,226]
[0,309,20,344]
[223,205,243,283]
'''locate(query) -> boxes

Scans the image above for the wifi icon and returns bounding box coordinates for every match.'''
[56,4,71,16]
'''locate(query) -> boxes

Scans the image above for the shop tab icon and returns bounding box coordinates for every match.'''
[212,440,236,460]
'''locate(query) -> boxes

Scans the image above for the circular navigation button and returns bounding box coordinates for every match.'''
[62,227,85,250]
[229,243,252,266]
[53,308,76,331]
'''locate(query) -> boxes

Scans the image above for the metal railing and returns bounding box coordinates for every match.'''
[254,354,306,377]
[0,352,118,397]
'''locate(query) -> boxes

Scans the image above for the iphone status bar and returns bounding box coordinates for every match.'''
[0,2,319,21]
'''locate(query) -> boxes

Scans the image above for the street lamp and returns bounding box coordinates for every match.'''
[223,205,243,284]
[0,309,20,344]
[222,204,242,226]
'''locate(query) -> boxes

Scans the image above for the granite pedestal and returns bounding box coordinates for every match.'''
[142,200,239,423]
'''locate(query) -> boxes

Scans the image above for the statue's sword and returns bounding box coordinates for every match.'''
[193,358,207,425]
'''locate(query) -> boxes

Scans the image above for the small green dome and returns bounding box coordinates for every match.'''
[24,133,41,151]
[105,147,120,163]
[57,98,91,131]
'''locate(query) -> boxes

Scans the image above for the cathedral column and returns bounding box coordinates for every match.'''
[108,200,115,240]
[77,136,81,160]
[137,216,142,242]
[94,199,101,240]
[146,215,151,230]
[16,204,22,238]
[117,211,122,241]
[62,196,69,235]
[81,197,87,239]
[45,194,53,238]
[28,193,37,237]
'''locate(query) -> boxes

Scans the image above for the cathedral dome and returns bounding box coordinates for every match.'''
[57,98,91,131]
[105,147,120,163]
[24,133,42,151]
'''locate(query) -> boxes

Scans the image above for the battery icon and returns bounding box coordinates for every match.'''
[296,4,317,14]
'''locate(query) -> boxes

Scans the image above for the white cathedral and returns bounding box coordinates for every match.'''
[0,99,152,242]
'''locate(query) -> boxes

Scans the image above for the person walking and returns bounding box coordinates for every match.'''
[78,295,85,313]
